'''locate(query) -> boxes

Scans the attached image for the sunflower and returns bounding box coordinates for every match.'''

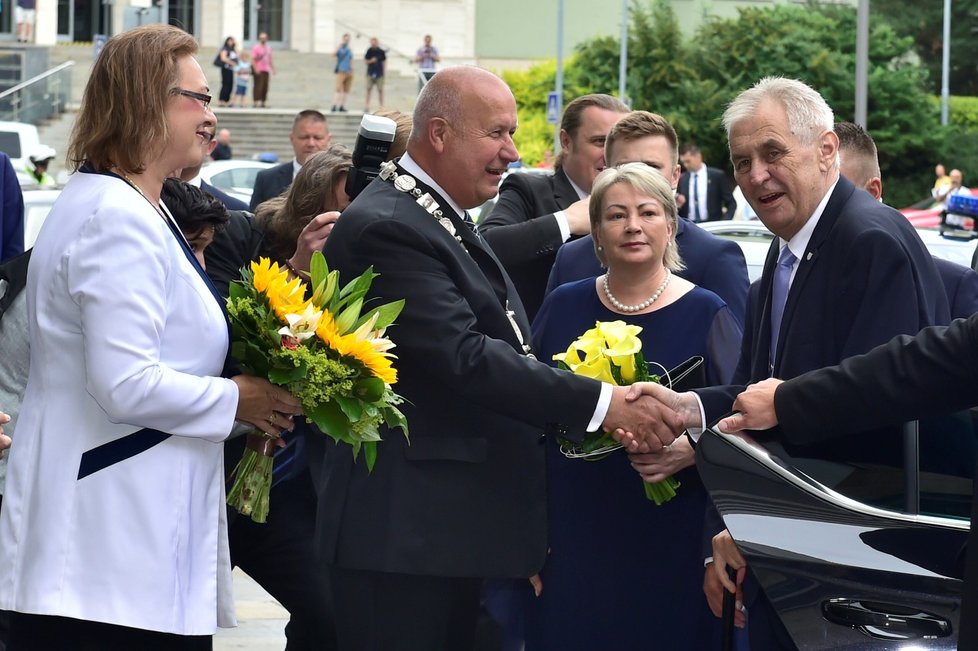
[333,332,398,384]
[251,258,311,320]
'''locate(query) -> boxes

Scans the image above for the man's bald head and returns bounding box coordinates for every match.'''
[408,66,519,209]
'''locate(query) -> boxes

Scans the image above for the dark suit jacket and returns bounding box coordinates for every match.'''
[1,152,24,262]
[934,256,978,320]
[201,180,249,212]
[479,168,580,320]
[696,176,949,425]
[545,218,749,327]
[319,164,601,579]
[678,166,736,222]
[249,161,294,211]
[774,314,978,648]
[211,142,232,161]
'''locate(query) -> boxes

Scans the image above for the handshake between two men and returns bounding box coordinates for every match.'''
[602,382,705,453]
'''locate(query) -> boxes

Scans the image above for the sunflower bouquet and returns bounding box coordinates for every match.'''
[553,320,679,505]
[225,252,408,522]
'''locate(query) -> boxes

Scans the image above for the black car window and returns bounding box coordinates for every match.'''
[757,412,976,522]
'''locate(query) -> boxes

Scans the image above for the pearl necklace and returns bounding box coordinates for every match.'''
[603,269,671,313]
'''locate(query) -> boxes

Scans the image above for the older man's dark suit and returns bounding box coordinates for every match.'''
[678,166,736,221]
[775,312,978,648]
[479,167,580,320]
[933,256,978,319]
[250,161,293,211]
[545,219,749,326]
[319,166,601,648]
[697,176,949,649]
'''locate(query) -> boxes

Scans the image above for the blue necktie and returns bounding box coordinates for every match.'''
[691,173,700,221]
[272,427,306,487]
[769,246,797,371]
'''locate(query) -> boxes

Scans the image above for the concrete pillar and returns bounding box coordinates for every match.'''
[34,2,58,46]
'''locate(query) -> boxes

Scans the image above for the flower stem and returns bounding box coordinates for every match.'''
[227,433,275,523]
[643,475,680,505]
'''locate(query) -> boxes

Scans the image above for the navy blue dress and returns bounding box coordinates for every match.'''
[523,278,742,651]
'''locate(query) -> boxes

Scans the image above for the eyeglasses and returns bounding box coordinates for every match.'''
[174,89,212,109]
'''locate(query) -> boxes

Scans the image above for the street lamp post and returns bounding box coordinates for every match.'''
[619,0,628,103]
[854,0,868,127]
[554,0,565,154]
[941,0,951,126]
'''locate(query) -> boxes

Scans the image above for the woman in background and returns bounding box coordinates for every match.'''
[0,25,299,650]
[218,36,238,107]
[256,144,352,274]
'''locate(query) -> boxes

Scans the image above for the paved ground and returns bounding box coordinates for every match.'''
[214,569,288,650]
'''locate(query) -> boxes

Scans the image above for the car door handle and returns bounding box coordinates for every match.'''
[822,598,952,640]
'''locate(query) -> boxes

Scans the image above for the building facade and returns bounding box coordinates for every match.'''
[13,0,853,64]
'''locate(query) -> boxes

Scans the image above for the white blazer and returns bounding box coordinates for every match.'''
[0,171,240,635]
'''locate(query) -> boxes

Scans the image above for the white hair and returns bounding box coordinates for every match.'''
[723,77,834,146]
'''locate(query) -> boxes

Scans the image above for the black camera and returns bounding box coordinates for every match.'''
[345,114,398,200]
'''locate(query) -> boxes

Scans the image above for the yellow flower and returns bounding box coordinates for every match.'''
[334,333,399,384]
[596,321,643,382]
[315,310,399,384]
[250,257,284,293]
[315,309,345,349]
[251,258,311,321]
[554,321,644,384]
[572,351,616,383]
[554,338,616,384]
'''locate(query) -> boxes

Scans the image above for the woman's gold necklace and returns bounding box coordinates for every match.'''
[120,172,164,214]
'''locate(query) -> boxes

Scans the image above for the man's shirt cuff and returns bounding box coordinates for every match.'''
[587,383,614,432]
[554,211,571,242]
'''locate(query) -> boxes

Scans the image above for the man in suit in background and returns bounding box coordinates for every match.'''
[624,77,949,650]
[479,94,628,319]
[546,111,749,326]
[250,110,331,211]
[211,128,233,161]
[677,143,736,222]
[318,66,680,650]
[834,120,978,320]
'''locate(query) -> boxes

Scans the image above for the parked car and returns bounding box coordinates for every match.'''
[701,219,978,281]
[697,423,967,649]
[198,160,274,205]
[698,221,774,282]
[899,189,978,229]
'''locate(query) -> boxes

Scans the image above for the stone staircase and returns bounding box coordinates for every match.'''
[40,41,424,171]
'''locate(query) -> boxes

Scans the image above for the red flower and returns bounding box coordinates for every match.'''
[281,335,300,350]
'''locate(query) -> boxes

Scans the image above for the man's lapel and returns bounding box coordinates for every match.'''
[552,168,579,211]
[778,177,853,340]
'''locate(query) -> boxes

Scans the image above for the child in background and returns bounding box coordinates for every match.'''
[235,51,252,107]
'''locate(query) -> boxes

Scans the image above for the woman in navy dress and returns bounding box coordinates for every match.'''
[524,163,742,650]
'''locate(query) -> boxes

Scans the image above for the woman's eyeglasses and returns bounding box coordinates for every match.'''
[175,89,212,109]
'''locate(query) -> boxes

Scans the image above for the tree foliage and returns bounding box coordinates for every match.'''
[503,0,951,208]
[870,0,978,97]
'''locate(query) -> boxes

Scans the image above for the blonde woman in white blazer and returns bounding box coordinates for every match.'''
[0,25,301,651]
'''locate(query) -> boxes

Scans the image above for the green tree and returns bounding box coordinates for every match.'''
[689,4,940,207]
[870,0,978,96]
[504,0,946,206]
